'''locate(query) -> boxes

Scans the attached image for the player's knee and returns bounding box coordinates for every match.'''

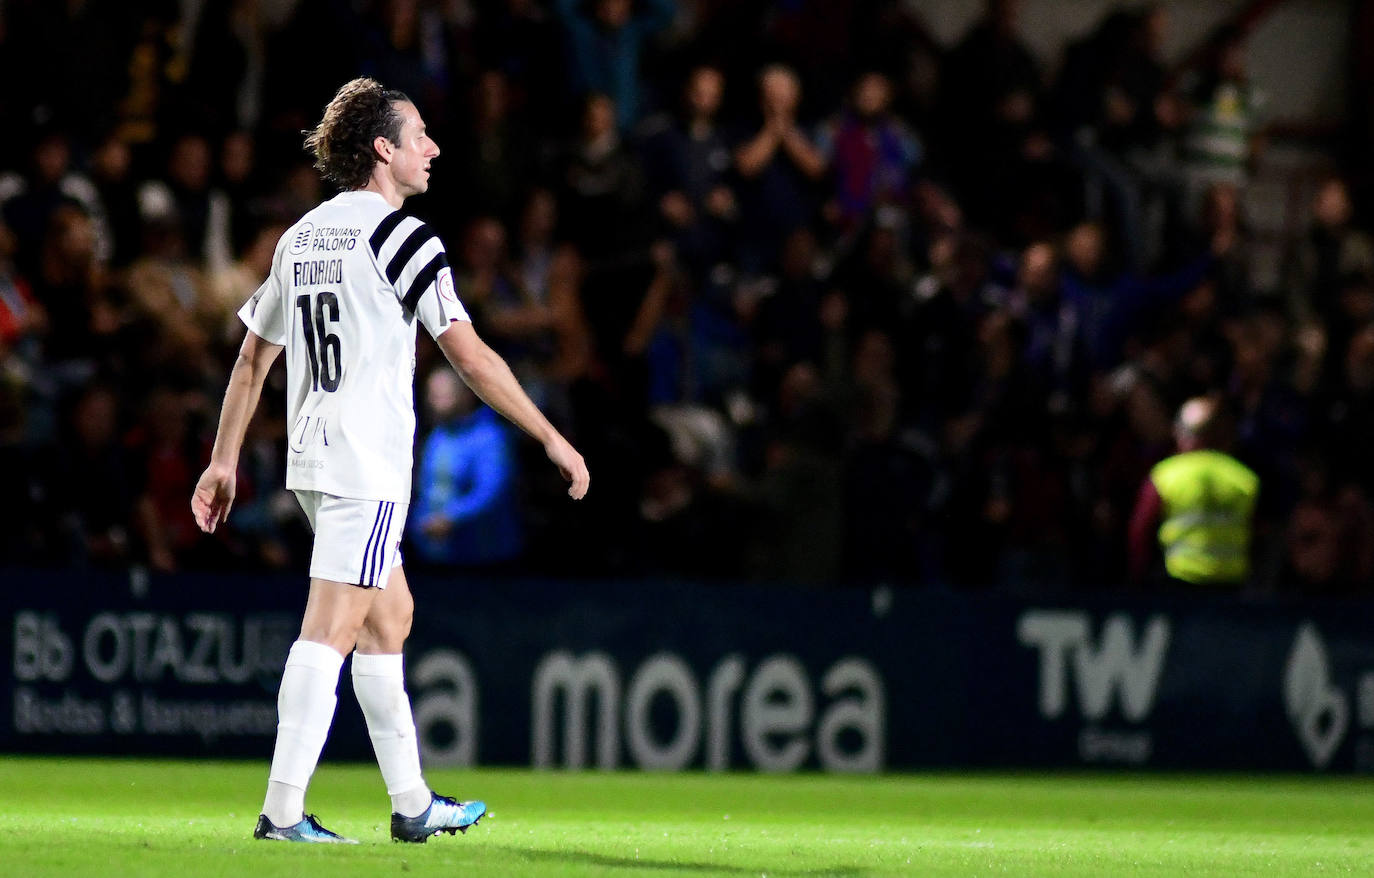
[360,603,412,653]
[388,598,415,645]
[396,609,414,641]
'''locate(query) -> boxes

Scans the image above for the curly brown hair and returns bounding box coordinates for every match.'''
[304,78,411,190]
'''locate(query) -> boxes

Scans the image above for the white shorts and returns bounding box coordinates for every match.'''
[294,490,408,588]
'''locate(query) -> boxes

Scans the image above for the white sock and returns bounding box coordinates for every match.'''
[262,640,344,826]
[352,652,430,817]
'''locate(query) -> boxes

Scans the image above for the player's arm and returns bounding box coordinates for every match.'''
[436,321,589,500]
[192,329,284,532]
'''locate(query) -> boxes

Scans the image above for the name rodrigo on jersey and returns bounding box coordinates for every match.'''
[293,259,344,286]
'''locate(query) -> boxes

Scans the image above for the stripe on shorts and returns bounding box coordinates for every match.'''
[359,501,386,586]
[368,502,396,587]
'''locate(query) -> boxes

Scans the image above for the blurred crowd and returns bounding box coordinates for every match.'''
[1,0,1372,594]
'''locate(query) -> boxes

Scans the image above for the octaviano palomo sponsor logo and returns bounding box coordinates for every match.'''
[1283,623,1349,768]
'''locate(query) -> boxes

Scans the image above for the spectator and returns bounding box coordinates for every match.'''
[360,0,457,140]
[622,242,743,480]
[454,70,535,223]
[638,64,738,276]
[87,132,143,269]
[137,133,233,271]
[1181,25,1264,213]
[750,361,845,585]
[453,216,518,319]
[1284,451,1374,594]
[552,0,676,131]
[0,220,43,358]
[840,327,933,585]
[1127,396,1259,587]
[848,0,944,129]
[732,64,827,272]
[897,232,1000,427]
[1227,309,1308,520]
[632,433,748,578]
[122,210,213,382]
[472,0,565,131]
[937,308,1045,586]
[3,0,1374,591]
[554,93,650,260]
[1055,7,1178,270]
[1004,240,1087,416]
[511,188,592,394]
[217,130,269,256]
[0,219,44,444]
[0,130,111,275]
[29,205,116,375]
[452,214,568,413]
[1091,319,1193,584]
[1060,220,1215,372]
[203,220,286,346]
[513,188,561,306]
[816,71,922,233]
[260,0,365,132]
[1179,182,1252,314]
[219,392,306,571]
[409,369,524,569]
[830,210,913,335]
[1053,11,1134,142]
[39,383,134,568]
[751,227,828,404]
[1100,5,1173,159]
[1317,324,1374,499]
[1284,176,1374,329]
[129,385,211,572]
[184,0,272,136]
[940,0,1057,240]
[107,5,182,150]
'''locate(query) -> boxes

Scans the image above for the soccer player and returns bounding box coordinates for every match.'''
[191,78,589,844]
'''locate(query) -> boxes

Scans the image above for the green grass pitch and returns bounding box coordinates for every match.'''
[2,757,1372,877]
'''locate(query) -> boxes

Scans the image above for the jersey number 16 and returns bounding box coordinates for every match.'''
[296,291,342,392]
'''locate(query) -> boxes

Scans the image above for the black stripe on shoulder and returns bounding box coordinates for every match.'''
[368,210,407,256]
[401,252,449,313]
[386,224,441,284]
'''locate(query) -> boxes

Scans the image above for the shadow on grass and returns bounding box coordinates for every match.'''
[489,845,867,876]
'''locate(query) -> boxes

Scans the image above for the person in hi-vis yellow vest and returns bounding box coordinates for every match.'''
[1127,396,1258,585]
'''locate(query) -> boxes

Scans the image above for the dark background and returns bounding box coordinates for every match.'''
[1,0,1373,595]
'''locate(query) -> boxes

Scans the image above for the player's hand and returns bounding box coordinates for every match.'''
[545,435,590,500]
[192,462,237,533]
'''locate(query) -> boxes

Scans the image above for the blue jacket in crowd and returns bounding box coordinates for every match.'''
[409,407,524,566]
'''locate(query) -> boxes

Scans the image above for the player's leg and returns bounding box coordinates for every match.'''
[259,577,375,837]
[256,492,388,842]
[353,562,485,842]
[353,564,428,816]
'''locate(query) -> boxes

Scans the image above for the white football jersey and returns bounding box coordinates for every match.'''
[238,190,469,502]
